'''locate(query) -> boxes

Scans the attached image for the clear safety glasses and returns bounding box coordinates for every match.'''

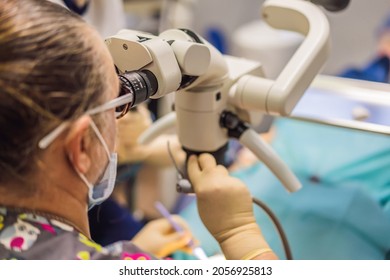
[38,90,134,149]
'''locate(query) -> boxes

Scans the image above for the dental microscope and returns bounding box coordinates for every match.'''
[105,0,350,193]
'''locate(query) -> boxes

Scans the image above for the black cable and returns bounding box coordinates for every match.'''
[252,197,293,260]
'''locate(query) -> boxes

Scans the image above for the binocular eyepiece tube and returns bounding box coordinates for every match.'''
[118,70,158,108]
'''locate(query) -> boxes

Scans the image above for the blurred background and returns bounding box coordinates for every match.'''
[122,0,390,75]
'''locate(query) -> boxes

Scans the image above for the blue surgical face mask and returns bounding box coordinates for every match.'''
[75,120,117,210]
[38,90,134,210]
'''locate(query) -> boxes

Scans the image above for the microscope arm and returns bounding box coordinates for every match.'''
[230,0,330,116]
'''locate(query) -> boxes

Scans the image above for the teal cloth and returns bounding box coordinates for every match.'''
[175,119,390,260]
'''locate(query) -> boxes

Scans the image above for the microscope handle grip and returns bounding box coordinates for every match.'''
[239,128,301,192]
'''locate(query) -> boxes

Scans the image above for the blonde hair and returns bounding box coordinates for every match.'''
[0,0,109,183]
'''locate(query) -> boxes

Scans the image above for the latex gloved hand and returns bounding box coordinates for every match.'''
[131,216,194,258]
[188,153,277,260]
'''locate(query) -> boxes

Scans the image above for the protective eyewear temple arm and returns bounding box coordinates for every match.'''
[38,93,134,149]
[86,93,133,116]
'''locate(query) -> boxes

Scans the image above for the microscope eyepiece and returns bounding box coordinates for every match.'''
[118,70,158,109]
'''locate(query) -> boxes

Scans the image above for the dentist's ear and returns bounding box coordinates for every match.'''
[64,115,92,174]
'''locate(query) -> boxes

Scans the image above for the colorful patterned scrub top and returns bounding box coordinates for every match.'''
[0,207,157,260]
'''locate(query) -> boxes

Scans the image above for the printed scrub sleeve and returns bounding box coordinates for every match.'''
[0,207,157,260]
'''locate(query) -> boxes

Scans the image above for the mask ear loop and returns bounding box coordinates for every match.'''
[167,141,194,193]
[67,152,95,202]
[70,120,111,200]
[89,120,110,158]
[84,120,117,208]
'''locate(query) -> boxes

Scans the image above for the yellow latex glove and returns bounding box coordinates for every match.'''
[187,153,277,260]
[131,216,194,258]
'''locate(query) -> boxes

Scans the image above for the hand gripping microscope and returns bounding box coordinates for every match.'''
[105,0,346,193]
